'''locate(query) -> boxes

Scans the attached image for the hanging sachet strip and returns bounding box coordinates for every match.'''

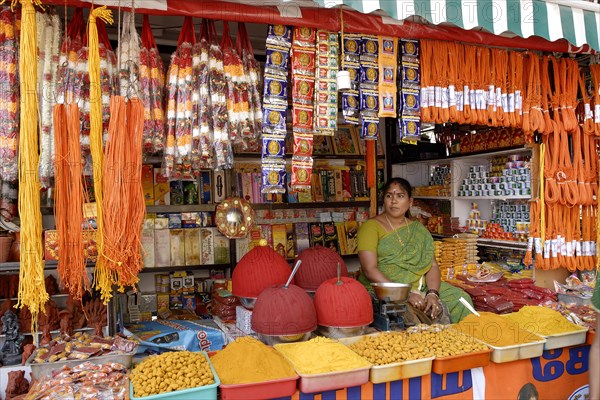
[237,22,262,148]
[341,33,360,125]
[261,24,291,194]
[359,35,379,140]
[313,30,338,136]
[378,36,397,118]
[290,26,316,192]
[38,10,62,189]
[398,39,421,144]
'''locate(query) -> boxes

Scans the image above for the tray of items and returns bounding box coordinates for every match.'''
[210,337,299,400]
[274,338,372,393]
[455,312,546,364]
[341,331,434,384]
[26,361,129,399]
[504,306,589,350]
[129,351,219,400]
[26,333,138,380]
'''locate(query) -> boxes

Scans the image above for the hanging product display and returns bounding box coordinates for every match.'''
[261,24,291,194]
[341,33,360,125]
[236,22,262,148]
[195,19,213,166]
[0,6,19,221]
[290,26,316,192]
[140,14,165,155]
[313,30,338,136]
[398,39,420,144]
[56,8,83,106]
[37,9,61,189]
[377,36,397,119]
[359,34,379,140]
[116,11,141,99]
[17,0,48,340]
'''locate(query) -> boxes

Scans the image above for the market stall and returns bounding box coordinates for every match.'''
[0,0,598,399]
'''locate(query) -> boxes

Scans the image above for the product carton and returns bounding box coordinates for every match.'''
[272,224,287,258]
[200,227,215,265]
[235,305,255,334]
[142,164,155,205]
[153,168,170,205]
[213,229,230,264]
[154,229,171,267]
[184,228,201,266]
[169,229,185,266]
[141,217,155,268]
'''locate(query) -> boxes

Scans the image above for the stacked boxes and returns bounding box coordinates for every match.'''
[458,155,531,197]
[487,201,530,241]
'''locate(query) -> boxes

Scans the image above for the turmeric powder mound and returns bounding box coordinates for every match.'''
[211,337,296,384]
[505,306,586,336]
[274,337,371,374]
[455,312,541,347]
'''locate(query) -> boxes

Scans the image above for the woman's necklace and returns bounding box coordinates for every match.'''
[385,214,411,246]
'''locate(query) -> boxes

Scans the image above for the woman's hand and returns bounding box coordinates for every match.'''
[423,293,442,319]
[409,292,426,311]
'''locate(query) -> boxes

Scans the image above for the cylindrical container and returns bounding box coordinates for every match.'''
[336,70,351,90]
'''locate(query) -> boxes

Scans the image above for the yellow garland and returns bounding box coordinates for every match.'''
[88,6,114,303]
[16,0,48,343]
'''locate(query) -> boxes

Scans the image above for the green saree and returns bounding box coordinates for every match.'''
[357,219,473,323]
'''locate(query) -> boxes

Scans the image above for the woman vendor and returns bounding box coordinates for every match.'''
[357,177,472,323]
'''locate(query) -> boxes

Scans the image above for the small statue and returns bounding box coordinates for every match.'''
[5,370,29,400]
[0,310,24,366]
[58,309,73,337]
[21,343,36,365]
[44,275,59,296]
[84,298,107,337]
[66,296,86,330]
[38,301,59,346]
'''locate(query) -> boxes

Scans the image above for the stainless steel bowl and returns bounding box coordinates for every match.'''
[238,297,257,309]
[371,282,411,303]
[318,325,368,339]
[257,332,312,346]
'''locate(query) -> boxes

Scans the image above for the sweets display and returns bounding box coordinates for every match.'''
[31,333,137,364]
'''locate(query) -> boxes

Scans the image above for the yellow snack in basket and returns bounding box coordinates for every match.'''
[505,306,586,336]
[211,337,296,384]
[455,312,541,347]
[275,337,371,374]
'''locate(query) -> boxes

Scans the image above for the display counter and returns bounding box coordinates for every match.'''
[285,344,590,400]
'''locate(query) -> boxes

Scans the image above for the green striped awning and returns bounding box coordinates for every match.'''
[315,0,600,51]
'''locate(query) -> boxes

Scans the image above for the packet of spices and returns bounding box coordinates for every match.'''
[342,92,360,124]
[262,105,288,136]
[360,35,379,62]
[343,34,361,62]
[291,161,313,191]
[291,48,316,76]
[263,73,289,104]
[400,88,421,115]
[265,45,291,73]
[291,76,315,105]
[361,116,380,140]
[360,89,379,116]
[379,90,397,117]
[266,25,293,47]
[401,39,420,60]
[399,115,421,144]
[261,162,287,194]
[292,104,314,133]
[293,26,316,47]
[402,62,420,86]
[360,63,379,88]
[262,135,286,161]
[293,133,314,159]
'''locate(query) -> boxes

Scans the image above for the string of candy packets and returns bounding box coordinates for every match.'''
[260,25,423,194]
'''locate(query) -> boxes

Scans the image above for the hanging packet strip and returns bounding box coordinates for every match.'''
[314,30,338,136]
[263,73,289,104]
[342,92,360,124]
[358,35,380,138]
[343,34,361,62]
[360,64,379,88]
[399,115,421,144]
[291,26,316,192]
[360,35,378,63]
[262,104,288,136]
[267,25,293,47]
[401,39,420,60]
[265,46,291,74]
[378,36,397,118]
[398,39,421,145]
[261,135,286,162]
[400,88,420,116]
[360,89,379,116]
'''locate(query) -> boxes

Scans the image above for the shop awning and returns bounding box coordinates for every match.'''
[46,0,600,52]
[314,0,600,51]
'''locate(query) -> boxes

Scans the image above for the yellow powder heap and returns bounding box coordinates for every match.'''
[455,312,541,347]
[211,337,297,384]
[505,306,586,336]
[274,337,371,374]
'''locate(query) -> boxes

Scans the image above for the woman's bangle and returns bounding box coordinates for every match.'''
[426,289,440,298]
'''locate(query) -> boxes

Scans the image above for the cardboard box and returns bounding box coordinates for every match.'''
[295,223,310,254]
[141,218,156,269]
[170,229,185,266]
[170,181,184,205]
[184,228,201,266]
[183,179,199,205]
[272,224,287,258]
[235,305,255,334]
[153,168,170,205]
[183,293,196,311]
[142,164,155,205]
[213,229,230,264]
[199,171,212,204]
[200,227,214,265]
[44,230,98,262]
[154,229,171,267]
[345,221,359,254]
[213,170,226,203]
[169,293,183,309]
[285,223,296,259]
[157,293,170,312]
[168,213,182,229]
[155,215,169,230]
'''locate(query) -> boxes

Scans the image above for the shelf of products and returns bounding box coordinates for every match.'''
[147,204,217,213]
[393,146,530,165]
[142,264,230,273]
[0,260,96,272]
[251,201,371,210]
[0,327,94,339]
